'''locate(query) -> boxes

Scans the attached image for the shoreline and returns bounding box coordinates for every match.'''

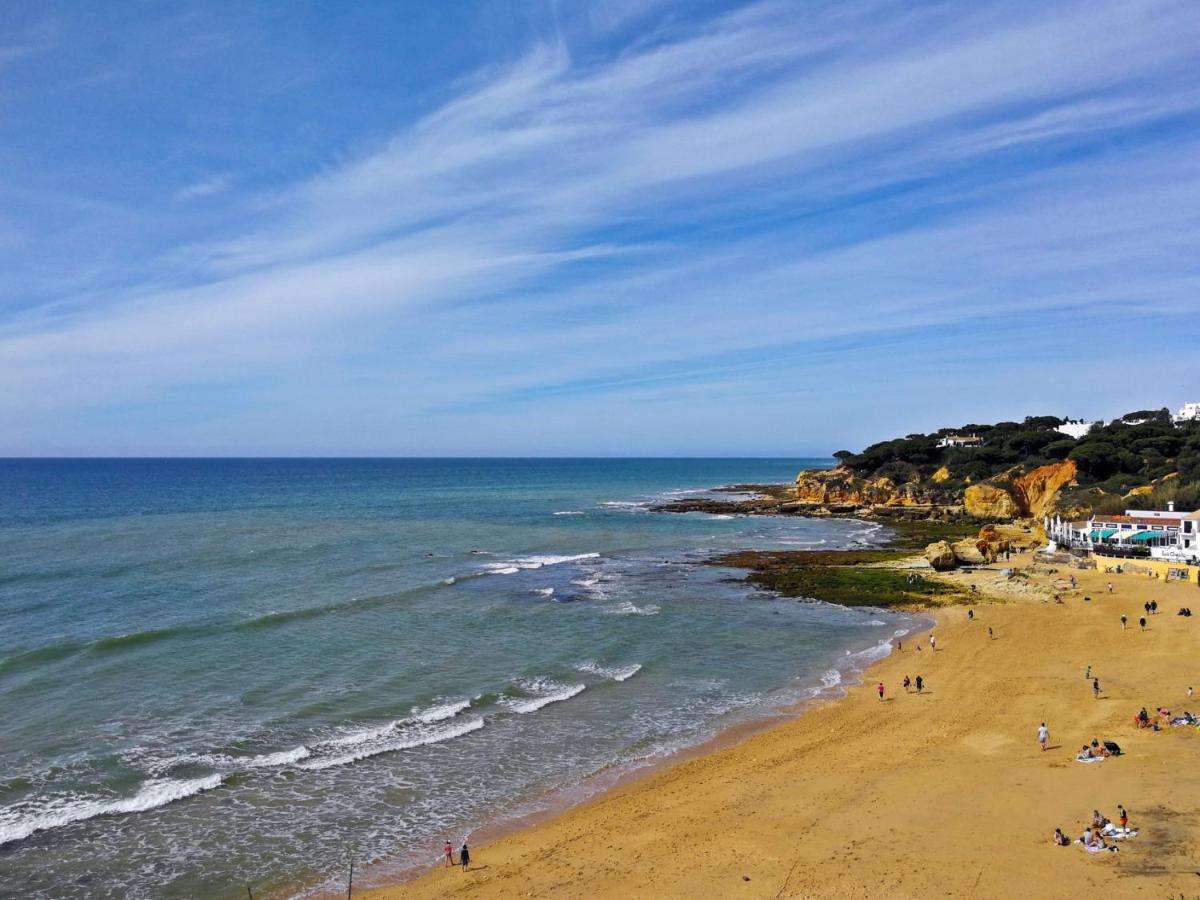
[314,583,933,898]
[362,540,1200,899]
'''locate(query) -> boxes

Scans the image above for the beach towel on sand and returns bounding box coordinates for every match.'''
[1100,824,1138,840]
[1075,755,1104,764]
[1083,843,1118,853]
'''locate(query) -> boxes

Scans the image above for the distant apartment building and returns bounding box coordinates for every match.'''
[1175,401,1200,424]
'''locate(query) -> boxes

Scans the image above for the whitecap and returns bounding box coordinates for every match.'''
[0,774,223,847]
[552,510,584,516]
[533,588,555,597]
[576,661,642,682]
[484,552,599,575]
[412,698,472,724]
[604,601,660,617]
[501,678,586,714]
[300,718,484,771]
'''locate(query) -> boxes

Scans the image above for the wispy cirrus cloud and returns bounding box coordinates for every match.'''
[1,0,1199,454]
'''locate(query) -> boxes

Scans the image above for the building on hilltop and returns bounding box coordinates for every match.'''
[1175,401,1200,424]
[936,434,982,449]
[1056,419,1098,439]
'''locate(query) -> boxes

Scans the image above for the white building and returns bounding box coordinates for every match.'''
[1175,401,1200,424]
[1045,503,1200,563]
[1057,419,1098,440]
[937,434,982,448]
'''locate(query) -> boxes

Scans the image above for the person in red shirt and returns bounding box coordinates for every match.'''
[877,682,885,702]
[444,840,454,866]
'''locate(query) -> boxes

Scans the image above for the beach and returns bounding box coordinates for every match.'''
[366,550,1200,899]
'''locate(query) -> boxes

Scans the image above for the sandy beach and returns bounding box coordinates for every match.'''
[365,550,1200,899]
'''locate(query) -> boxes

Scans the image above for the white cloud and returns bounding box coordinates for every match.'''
[175,174,233,202]
[2,0,1199,452]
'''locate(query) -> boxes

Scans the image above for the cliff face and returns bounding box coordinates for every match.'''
[963,484,1021,519]
[796,458,1079,521]
[1011,459,1077,518]
[793,468,956,509]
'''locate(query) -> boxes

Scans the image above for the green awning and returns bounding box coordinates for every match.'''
[1128,531,1161,543]
[1090,529,1117,540]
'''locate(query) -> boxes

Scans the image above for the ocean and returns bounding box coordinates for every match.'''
[0,459,919,898]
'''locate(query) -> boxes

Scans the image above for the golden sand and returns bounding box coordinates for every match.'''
[364,551,1200,899]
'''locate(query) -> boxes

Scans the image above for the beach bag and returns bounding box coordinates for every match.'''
[1103,740,1122,756]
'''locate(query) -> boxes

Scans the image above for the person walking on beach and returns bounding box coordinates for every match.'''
[1085,665,1091,680]
[1150,600,1157,615]
[1038,722,1049,751]
[929,634,936,651]
[915,675,924,694]
[1118,804,1128,829]
[1189,686,1194,700]
[1144,601,1151,617]
[1093,677,1101,699]
[877,681,885,702]
[1107,582,1113,593]
[967,609,974,621]
[460,843,471,871]
[988,626,994,640]
[1121,614,1127,629]
[444,840,454,867]
[1139,616,1147,631]
[903,675,911,692]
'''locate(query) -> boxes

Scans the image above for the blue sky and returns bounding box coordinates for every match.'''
[2,0,1198,456]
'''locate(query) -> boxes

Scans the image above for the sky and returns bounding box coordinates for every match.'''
[2,0,1199,457]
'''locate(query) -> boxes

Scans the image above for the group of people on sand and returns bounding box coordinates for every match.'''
[879,674,925,700]
[443,840,472,871]
[1054,806,1134,853]
[1076,737,1120,761]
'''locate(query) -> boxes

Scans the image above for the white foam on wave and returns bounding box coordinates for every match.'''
[0,774,223,847]
[577,661,642,682]
[202,745,310,769]
[484,552,600,575]
[413,698,472,724]
[502,678,586,714]
[553,510,584,516]
[300,717,484,771]
[819,668,842,690]
[533,587,555,597]
[604,600,660,617]
[598,500,647,510]
[709,514,734,520]
[442,577,456,585]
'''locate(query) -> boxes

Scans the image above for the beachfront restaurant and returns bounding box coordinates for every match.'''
[1046,510,1183,557]
[1087,513,1181,557]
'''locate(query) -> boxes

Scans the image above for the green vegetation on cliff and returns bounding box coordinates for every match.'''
[833,410,1200,513]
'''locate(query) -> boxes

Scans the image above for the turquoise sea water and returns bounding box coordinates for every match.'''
[0,459,918,898]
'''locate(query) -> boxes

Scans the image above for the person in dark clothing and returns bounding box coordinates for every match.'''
[1139,617,1147,631]
[1092,677,1100,699]
[460,843,471,871]
[915,675,924,694]
[1150,600,1157,614]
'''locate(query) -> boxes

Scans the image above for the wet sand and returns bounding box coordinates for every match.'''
[363,550,1200,899]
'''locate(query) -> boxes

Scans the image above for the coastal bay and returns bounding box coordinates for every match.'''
[367,548,1200,899]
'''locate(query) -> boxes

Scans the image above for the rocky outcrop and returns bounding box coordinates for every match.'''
[924,540,957,570]
[960,460,1078,519]
[1011,460,1077,518]
[794,468,957,510]
[951,538,989,565]
[963,484,1020,519]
